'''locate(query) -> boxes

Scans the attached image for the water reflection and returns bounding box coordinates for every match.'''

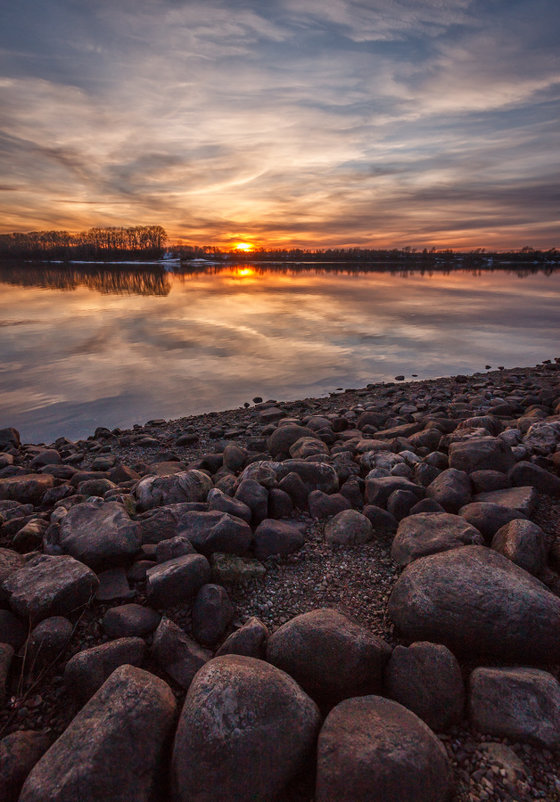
[0,262,559,443]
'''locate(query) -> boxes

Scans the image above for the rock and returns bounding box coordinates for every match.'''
[77,477,116,497]
[267,487,294,518]
[222,443,247,472]
[275,459,339,494]
[192,583,234,647]
[474,485,538,516]
[190,513,252,556]
[254,519,305,560]
[523,420,560,454]
[0,609,27,649]
[267,424,314,458]
[388,545,560,662]
[171,655,320,801]
[102,603,161,638]
[365,476,424,508]
[20,665,176,802]
[448,436,515,473]
[134,469,213,511]
[267,608,391,704]
[95,567,135,601]
[458,501,526,541]
[0,547,25,594]
[0,474,54,506]
[0,730,52,802]
[409,498,445,514]
[210,553,266,584]
[469,666,560,748]
[278,471,309,509]
[308,490,352,518]
[207,487,251,522]
[315,695,452,802]
[215,617,269,658]
[0,643,14,706]
[0,427,20,451]
[387,488,420,520]
[64,637,146,704]
[2,555,99,622]
[426,468,471,513]
[108,464,141,483]
[391,512,484,566]
[151,617,211,689]
[25,616,73,670]
[362,504,398,535]
[478,742,527,782]
[238,461,278,488]
[491,518,548,575]
[146,553,211,608]
[470,469,511,493]
[385,641,464,731]
[508,460,560,496]
[289,436,329,459]
[56,501,141,569]
[324,509,373,546]
[13,518,48,552]
[234,479,268,523]
[155,535,196,563]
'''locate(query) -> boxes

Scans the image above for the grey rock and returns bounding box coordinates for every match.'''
[267,608,391,704]
[362,505,398,535]
[458,501,526,541]
[426,468,471,513]
[215,617,269,659]
[0,474,54,506]
[491,518,548,575]
[155,535,196,563]
[0,730,52,802]
[449,436,515,473]
[391,512,484,566]
[134,469,213,511]
[508,460,560,496]
[94,567,135,602]
[2,554,98,622]
[389,545,560,662]
[385,641,465,731]
[267,424,314,458]
[171,655,320,802]
[324,509,373,546]
[267,488,294,518]
[0,643,14,706]
[289,436,329,459]
[470,469,511,493]
[25,616,72,671]
[210,553,266,584]
[0,427,20,451]
[102,603,161,638]
[20,665,176,802]
[474,485,538,517]
[151,617,211,689]
[146,553,210,608]
[469,666,560,748]
[275,459,339,494]
[365,476,424,508]
[207,487,251,522]
[192,583,234,647]
[254,519,305,560]
[0,547,25,595]
[234,479,269,523]
[316,695,452,802]
[190,513,252,556]
[64,637,146,704]
[57,502,141,569]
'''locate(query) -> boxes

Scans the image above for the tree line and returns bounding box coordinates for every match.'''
[0,226,167,260]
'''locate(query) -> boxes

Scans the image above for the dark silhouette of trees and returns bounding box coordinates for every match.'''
[0,225,167,260]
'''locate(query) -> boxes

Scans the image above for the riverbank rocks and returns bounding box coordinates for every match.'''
[365,476,424,508]
[134,469,213,511]
[449,437,515,474]
[508,460,560,495]
[324,509,373,546]
[254,519,305,559]
[0,474,54,506]
[64,637,146,704]
[146,553,211,608]
[56,501,141,569]
[474,485,537,516]
[426,468,471,512]
[0,730,52,802]
[275,459,339,494]
[491,519,547,575]
[151,617,211,689]
[266,608,391,703]
[215,616,269,658]
[2,554,98,622]
[469,667,560,748]
[20,665,176,802]
[391,512,484,566]
[101,603,161,638]
[191,583,234,646]
[385,642,465,731]
[171,655,320,801]
[388,545,560,662]
[458,501,525,541]
[315,696,452,802]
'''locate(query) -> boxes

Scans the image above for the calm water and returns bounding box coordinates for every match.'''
[1,262,559,444]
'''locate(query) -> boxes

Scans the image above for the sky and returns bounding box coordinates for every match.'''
[1,0,559,249]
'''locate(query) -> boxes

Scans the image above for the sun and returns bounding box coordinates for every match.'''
[234,241,255,252]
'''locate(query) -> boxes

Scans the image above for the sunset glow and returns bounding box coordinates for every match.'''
[0,1,558,249]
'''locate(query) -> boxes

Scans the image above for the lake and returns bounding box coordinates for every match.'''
[1,261,559,444]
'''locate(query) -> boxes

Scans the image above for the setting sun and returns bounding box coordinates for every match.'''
[234,242,255,252]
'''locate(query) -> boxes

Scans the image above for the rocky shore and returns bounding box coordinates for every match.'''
[1,361,560,801]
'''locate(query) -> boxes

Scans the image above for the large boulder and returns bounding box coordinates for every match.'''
[391,512,483,566]
[268,425,314,457]
[385,641,465,731]
[215,617,269,659]
[315,695,452,802]
[56,502,141,569]
[171,655,320,801]
[64,637,146,704]
[491,519,548,575]
[448,437,515,474]
[474,486,538,517]
[0,730,51,802]
[151,617,211,689]
[0,548,25,595]
[19,665,176,802]
[134,470,213,511]
[324,509,373,546]
[266,608,391,703]
[458,501,525,541]
[0,427,20,451]
[2,555,99,622]
[254,519,305,560]
[508,460,560,496]
[469,667,560,749]
[0,474,54,506]
[365,476,424,509]
[275,459,339,494]
[388,545,560,662]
